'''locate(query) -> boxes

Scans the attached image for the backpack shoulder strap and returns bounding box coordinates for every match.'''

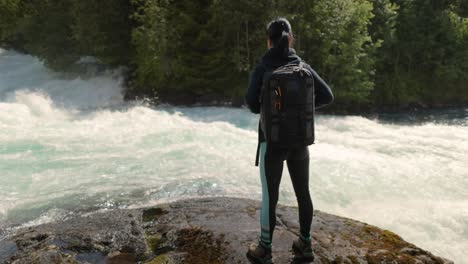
[298,61,304,70]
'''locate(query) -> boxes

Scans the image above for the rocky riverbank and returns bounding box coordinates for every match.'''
[0,197,453,264]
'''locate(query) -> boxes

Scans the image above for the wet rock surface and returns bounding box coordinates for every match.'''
[0,197,454,264]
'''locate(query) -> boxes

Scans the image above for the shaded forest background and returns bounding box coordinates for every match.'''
[1,0,468,112]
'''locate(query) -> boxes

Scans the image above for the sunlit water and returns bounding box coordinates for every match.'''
[0,49,467,263]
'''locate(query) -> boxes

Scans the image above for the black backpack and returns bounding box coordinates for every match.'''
[260,61,315,148]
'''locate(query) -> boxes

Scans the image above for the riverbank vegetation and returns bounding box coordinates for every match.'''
[1,0,467,112]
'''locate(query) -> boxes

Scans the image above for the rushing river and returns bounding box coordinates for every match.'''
[0,49,467,263]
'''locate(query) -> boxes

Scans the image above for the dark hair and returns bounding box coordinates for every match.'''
[266,17,292,57]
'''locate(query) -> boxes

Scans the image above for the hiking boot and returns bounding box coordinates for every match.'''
[246,242,273,264]
[292,235,314,262]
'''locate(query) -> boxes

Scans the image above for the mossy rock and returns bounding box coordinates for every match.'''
[176,227,227,264]
[361,225,407,250]
[381,230,403,244]
[146,233,163,253]
[146,254,174,264]
[143,207,167,222]
[365,250,418,264]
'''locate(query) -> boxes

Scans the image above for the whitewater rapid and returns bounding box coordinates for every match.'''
[0,49,467,263]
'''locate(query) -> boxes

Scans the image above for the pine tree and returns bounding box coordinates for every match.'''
[295,0,378,109]
[71,0,133,66]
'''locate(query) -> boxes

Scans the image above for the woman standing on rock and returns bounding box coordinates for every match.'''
[245,17,334,263]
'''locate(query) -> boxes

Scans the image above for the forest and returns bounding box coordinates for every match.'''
[1,0,468,112]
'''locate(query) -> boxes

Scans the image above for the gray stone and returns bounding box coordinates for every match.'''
[0,197,454,264]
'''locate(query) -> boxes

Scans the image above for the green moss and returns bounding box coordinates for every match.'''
[246,205,257,217]
[359,225,440,263]
[142,207,167,222]
[344,219,354,226]
[365,252,418,264]
[146,254,174,264]
[381,230,402,244]
[365,251,395,264]
[362,225,379,234]
[176,227,227,264]
[146,233,163,253]
[361,226,406,249]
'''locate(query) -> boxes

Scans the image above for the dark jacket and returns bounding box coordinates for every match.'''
[245,47,334,143]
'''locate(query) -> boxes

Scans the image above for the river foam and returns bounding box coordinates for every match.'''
[0,49,467,263]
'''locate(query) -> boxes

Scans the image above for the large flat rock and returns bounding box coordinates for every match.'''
[0,197,453,264]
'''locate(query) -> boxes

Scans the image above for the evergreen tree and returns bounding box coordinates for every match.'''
[130,0,171,98]
[20,0,79,69]
[369,0,399,106]
[0,0,22,44]
[380,0,468,106]
[71,0,133,66]
[167,0,232,98]
[213,0,277,96]
[295,0,377,108]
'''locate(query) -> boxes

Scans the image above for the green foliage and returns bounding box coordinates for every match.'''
[165,1,234,96]
[369,0,400,105]
[295,0,378,106]
[0,0,22,43]
[1,0,468,109]
[71,0,133,66]
[211,0,278,96]
[19,0,79,69]
[130,0,170,96]
[130,0,276,99]
[455,0,468,18]
[0,0,132,70]
[215,0,276,72]
[376,0,468,106]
